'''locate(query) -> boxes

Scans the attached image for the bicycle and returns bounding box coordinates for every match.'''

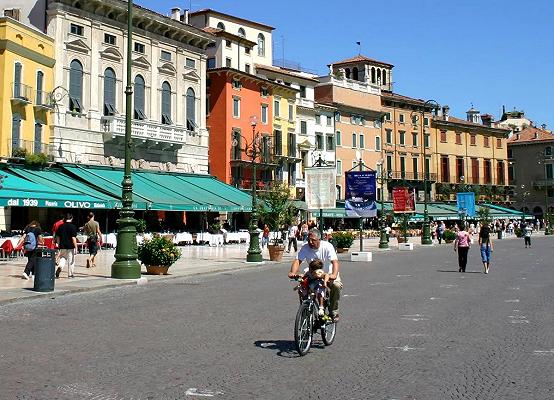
[291,275,337,356]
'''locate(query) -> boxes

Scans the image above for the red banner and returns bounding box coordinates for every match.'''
[392,187,416,213]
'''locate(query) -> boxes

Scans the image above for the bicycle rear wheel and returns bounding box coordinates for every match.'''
[294,302,313,356]
[321,320,336,345]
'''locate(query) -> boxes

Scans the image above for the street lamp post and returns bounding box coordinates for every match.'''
[520,184,530,224]
[377,160,390,249]
[412,100,439,245]
[537,151,552,235]
[112,0,140,278]
[233,116,264,263]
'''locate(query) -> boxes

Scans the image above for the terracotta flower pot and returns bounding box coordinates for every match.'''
[267,244,285,261]
[145,265,170,275]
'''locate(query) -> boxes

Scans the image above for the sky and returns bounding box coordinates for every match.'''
[138,0,554,129]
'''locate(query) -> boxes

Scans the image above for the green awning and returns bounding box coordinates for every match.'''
[62,164,252,212]
[0,168,111,209]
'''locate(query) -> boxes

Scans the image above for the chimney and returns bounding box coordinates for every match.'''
[481,114,493,127]
[170,7,180,20]
[442,105,450,121]
[516,133,520,140]
[182,9,189,24]
[534,131,539,139]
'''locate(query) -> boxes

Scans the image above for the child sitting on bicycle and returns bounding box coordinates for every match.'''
[299,259,329,316]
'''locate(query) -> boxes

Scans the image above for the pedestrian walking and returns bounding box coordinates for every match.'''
[437,221,445,244]
[454,223,471,272]
[55,213,78,278]
[478,225,494,274]
[300,221,309,242]
[17,221,43,280]
[524,223,533,248]
[261,224,270,248]
[83,212,102,268]
[287,223,298,253]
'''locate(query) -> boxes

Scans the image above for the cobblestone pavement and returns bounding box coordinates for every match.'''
[0,236,553,399]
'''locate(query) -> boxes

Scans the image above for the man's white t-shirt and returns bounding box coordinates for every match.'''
[289,225,298,238]
[296,240,338,274]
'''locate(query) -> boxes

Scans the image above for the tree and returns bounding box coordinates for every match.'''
[476,206,492,226]
[256,182,297,245]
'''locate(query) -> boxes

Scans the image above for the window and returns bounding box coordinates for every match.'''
[327,135,335,151]
[352,133,357,148]
[225,39,232,48]
[216,22,225,30]
[399,131,405,145]
[441,155,449,182]
[257,33,265,56]
[484,136,490,147]
[185,58,196,69]
[11,114,21,154]
[288,132,296,157]
[232,79,242,89]
[34,123,42,154]
[440,130,447,142]
[186,88,196,131]
[336,131,341,146]
[225,57,232,67]
[497,160,505,184]
[425,158,431,180]
[400,156,406,178]
[231,131,241,160]
[245,64,250,74]
[274,130,282,155]
[69,59,83,113]
[385,129,392,144]
[470,134,476,145]
[161,81,172,124]
[412,158,418,179]
[274,99,280,117]
[385,112,391,121]
[386,154,393,171]
[399,114,405,123]
[134,42,145,54]
[103,68,117,116]
[245,47,250,54]
[412,115,418,125]
[316,133,324,150]
[424,133,430,148]
[412,132,418,147]
[456,158,464,181]
[371,67,376,83]
[472,158,479,184]
[232,97,240,118]
[315,115,321,124]
[375,136,381,151]
[455,132,462,145]
[326,116,332,126]
[545,146,552,157]
[207,58,216,69]
[424,117,429,126]
[35,71,44,105]
[300,121,307,134]
[546,164,553,179]
[260,87,269,97]
[134,75,146,120]
[484,159,492,183]
[70,23,83,36]
[336,160,342,175]
[261,104,268,124]
[289,104,294,120]
[335,112,341,122]
[238,27,245,37]
[13,62,22,98]
[299,85,306,98]
[496,138,502,148]
[104,33,116,45]
[359,133,365,149]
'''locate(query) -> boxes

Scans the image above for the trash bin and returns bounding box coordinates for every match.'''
[33,248,56,292]
[497,230,503,240]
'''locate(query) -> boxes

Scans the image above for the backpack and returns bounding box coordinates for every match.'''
[24,231,37,251]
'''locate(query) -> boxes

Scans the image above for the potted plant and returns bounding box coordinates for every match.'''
[330,231,355,253]
[136,218,147,234]
[137,235,182,275]
[443,229,457,243]
[256,182,297,261]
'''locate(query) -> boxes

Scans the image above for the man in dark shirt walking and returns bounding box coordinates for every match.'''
[55,213,78,278]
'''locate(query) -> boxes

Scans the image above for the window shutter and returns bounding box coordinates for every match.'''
[14,62,22,98]
[69,60,83,111]
[11,114,21,154]
[36,71,44,104]
[134,75,145,119]
[104,68,116,115]
[186,88,196,130]
[161,82,171,123]
[34,123,42,154]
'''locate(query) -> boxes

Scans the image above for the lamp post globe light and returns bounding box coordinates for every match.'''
[232,116,264,263]
[411,100,439,245]
[112,0,141,278]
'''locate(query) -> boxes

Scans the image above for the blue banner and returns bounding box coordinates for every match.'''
[456,192,476,217]
[345,171,377,217]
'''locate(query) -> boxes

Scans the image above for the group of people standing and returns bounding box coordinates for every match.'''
[18,212,102,280]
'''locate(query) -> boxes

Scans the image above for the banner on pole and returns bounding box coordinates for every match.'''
[392,187,416,213]
[305,167,336,209]
[344,171,377,217]
[456,192,476,217]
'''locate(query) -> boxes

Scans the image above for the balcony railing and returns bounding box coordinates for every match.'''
[11,82,33,104]
[231,178,273,191]
[532,179,554,189]
[101,115,204,147]
[297,98,314,108]
[8,139,54,157]
[439,175,494,185]
[385,170,437,182]
[34,90,54,109]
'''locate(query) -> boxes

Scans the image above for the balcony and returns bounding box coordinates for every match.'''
[297,98,314,108]
[11,83,33,105]
[34,90,54,110]
[318,76,381,95]
[8,139,54,158]
[101,116,203,149]
[385,170,438,182]
[231,177,273,192]
[532,179,554,189]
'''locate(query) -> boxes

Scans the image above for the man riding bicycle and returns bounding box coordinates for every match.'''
[288,229,342,321]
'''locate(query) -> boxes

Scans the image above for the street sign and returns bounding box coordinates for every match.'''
[305,167,336,209]
[344,170,377,217]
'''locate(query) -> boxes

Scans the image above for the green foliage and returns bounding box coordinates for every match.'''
[481,185,493,198]
[12,148,27,158]
[470,184,481,196]
[25,153,49,167]
[137,236,181,267]
[438,183,452,199]
[330,231,355,249]
[256,182,296,243]
[514,227,523,238]
[136,219,147,233]
[476,207,492,225]
[443,229,457,242]
[209,222,221,234]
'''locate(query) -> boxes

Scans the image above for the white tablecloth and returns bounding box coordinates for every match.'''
[173,232,193,244]
[226,232,250,243]
[196,232,224,246]
[102,233,117,248]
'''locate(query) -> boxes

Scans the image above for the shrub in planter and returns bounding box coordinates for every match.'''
[443,230,457,242]
[136,218,147,234]
[514,227,523,238]
[330,231,355,249]
[137,235,181,268]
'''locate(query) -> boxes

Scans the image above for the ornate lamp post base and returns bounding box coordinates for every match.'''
[421,213,433,245]
[112,212,141,278]
[378,226,389,249]
[545,226,552,235]
[246,230,263,262]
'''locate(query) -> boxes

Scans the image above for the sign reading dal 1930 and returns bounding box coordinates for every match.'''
[5,199,107,209]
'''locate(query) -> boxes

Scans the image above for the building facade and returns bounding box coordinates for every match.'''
[507,126,554,219]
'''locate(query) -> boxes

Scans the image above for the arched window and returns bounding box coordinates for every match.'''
[36,71,44,104]
[11,114,21,155]
[545,146,552,157]
[382,69,387,85]
[103,67,117,116]
[161,81,172,125]
[69,59,83,112]
[345,68,351,79]
[352,67,359,81]
[34,122,42,154]
[216,22,225,30]
[371,67,376,83]
[134,75,146,120]
[238,27,245,37]
[14,62,22,98]
[377,69,381,84]
[186,88,196,131]
[257,33,265,56]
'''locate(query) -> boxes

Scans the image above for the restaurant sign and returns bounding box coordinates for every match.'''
[3,198,109,208]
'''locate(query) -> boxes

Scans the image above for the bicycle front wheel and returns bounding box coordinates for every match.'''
[294,302,313,356]
[321,320,336,345]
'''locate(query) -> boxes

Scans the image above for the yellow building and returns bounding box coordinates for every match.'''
[0,16,55,158]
